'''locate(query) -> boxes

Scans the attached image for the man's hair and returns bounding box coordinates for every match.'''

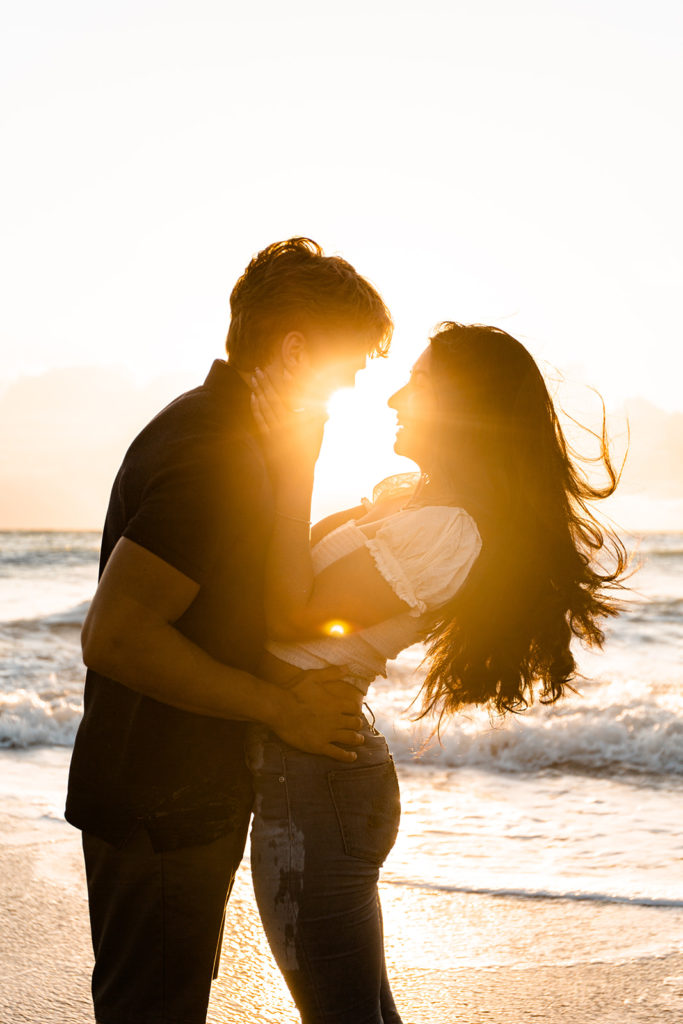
[226,237,392,369]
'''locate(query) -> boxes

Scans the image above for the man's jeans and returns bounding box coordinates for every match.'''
[82,820,248,1024]
[246,716,404,1024]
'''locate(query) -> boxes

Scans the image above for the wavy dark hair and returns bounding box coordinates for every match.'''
[226,237,392,369]
[416,322,628,723]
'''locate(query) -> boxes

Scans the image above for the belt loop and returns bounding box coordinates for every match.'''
[362,701,377,732]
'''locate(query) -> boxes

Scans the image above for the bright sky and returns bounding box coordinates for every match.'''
[2,0,682,528]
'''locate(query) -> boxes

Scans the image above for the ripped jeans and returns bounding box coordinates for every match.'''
[245,716,403,1024]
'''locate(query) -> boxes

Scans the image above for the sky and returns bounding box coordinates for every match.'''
[2,0,682,530]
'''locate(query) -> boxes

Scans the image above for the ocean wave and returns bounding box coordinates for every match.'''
[646,546,683,559]
[385,877,683,909]
[625,596,683,623]
[635,528,683,546]
[0,549,98,571]
[0,545,99,575]
[2,608,682,781]
[637,536,683,559]
[41,601,91,627]
[3,671,683,778]
[3,600,91,630]
[0,689,82,748]
[376,686,683,777]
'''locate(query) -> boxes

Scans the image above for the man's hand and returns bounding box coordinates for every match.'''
[272,666,365,763]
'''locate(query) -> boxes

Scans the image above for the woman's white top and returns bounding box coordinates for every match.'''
[266,505,482,695]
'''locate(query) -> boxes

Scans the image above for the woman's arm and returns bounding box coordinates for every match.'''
[251,370,411,641]
[311,505,366,547]
[266,507,410,641]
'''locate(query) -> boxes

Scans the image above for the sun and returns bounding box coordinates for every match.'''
[312,359,417,523]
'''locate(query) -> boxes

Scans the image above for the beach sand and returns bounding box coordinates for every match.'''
[2,748,683,1024]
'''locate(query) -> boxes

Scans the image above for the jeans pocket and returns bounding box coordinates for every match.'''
[327,758,401,866]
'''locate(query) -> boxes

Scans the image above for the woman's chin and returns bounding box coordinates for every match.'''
[393,433,415,460]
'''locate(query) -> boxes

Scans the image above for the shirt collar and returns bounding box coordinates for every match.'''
[203,360,254,422]
[204,358,247,393]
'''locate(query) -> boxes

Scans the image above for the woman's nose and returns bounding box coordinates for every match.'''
[387,385,404,410]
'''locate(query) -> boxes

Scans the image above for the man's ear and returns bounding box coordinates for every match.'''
[280,331,310,374]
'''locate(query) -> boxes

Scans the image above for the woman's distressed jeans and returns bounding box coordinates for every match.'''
[245,718,403,1024]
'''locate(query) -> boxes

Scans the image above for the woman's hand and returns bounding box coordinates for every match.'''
[250,367,328,478]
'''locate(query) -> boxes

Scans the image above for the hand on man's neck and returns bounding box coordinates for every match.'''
[230,358,285,391]
[230,356,307,411]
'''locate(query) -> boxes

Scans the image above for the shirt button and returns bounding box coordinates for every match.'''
[278,776,285,783]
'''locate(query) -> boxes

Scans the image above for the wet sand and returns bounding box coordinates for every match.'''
[2,748,683,1024]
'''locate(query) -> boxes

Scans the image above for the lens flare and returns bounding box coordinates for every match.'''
[326,621,347,637]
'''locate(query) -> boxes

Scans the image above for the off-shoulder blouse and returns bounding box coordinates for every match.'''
[266,505,482,695]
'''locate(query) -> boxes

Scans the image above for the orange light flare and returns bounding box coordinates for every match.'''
[325,621,349,638]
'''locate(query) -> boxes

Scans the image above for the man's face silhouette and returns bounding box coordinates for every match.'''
[278,326,370,414]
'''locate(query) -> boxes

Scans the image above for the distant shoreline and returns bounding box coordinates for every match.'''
[1,524,682,535]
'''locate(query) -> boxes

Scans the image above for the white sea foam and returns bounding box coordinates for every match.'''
[2,600,92,631]
[0,689,82,747]
[1,601,682,780]
[3,652,682,778]
[39,600,91,628]
[384,878,683,909]
[373,670,683,777]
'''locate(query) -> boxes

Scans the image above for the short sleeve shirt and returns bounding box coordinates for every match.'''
[65,361,274,851]
[266,505,482,693]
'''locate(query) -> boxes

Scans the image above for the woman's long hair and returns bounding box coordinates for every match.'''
[417,322,628,723]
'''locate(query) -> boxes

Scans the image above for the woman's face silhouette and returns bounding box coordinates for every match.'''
[387,346,436,467]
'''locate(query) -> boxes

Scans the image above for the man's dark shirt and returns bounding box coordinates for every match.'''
[65,361,273,851]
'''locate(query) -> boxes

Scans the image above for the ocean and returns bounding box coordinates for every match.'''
[1,529,682,972]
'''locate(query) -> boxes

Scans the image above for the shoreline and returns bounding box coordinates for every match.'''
[3,819,683,1024]
[2,748,683,1022]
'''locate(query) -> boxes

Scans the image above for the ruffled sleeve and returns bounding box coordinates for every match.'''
[365,506,482,617]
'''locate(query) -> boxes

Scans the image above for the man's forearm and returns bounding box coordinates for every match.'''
[83,612,364,762]
[84,615,285,726]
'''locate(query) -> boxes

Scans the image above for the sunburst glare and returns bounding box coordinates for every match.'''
[325,621,349,637]
[313,356,417,522]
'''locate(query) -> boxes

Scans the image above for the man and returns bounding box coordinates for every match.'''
[65,237,393,1024]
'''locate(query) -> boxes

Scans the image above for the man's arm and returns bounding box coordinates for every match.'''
[81,538,363,762]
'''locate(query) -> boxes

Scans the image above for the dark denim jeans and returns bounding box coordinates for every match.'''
[246,717,403,1024]
[82,822,249,1024]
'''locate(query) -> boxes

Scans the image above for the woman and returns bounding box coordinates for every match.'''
[246,322,627,1024]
